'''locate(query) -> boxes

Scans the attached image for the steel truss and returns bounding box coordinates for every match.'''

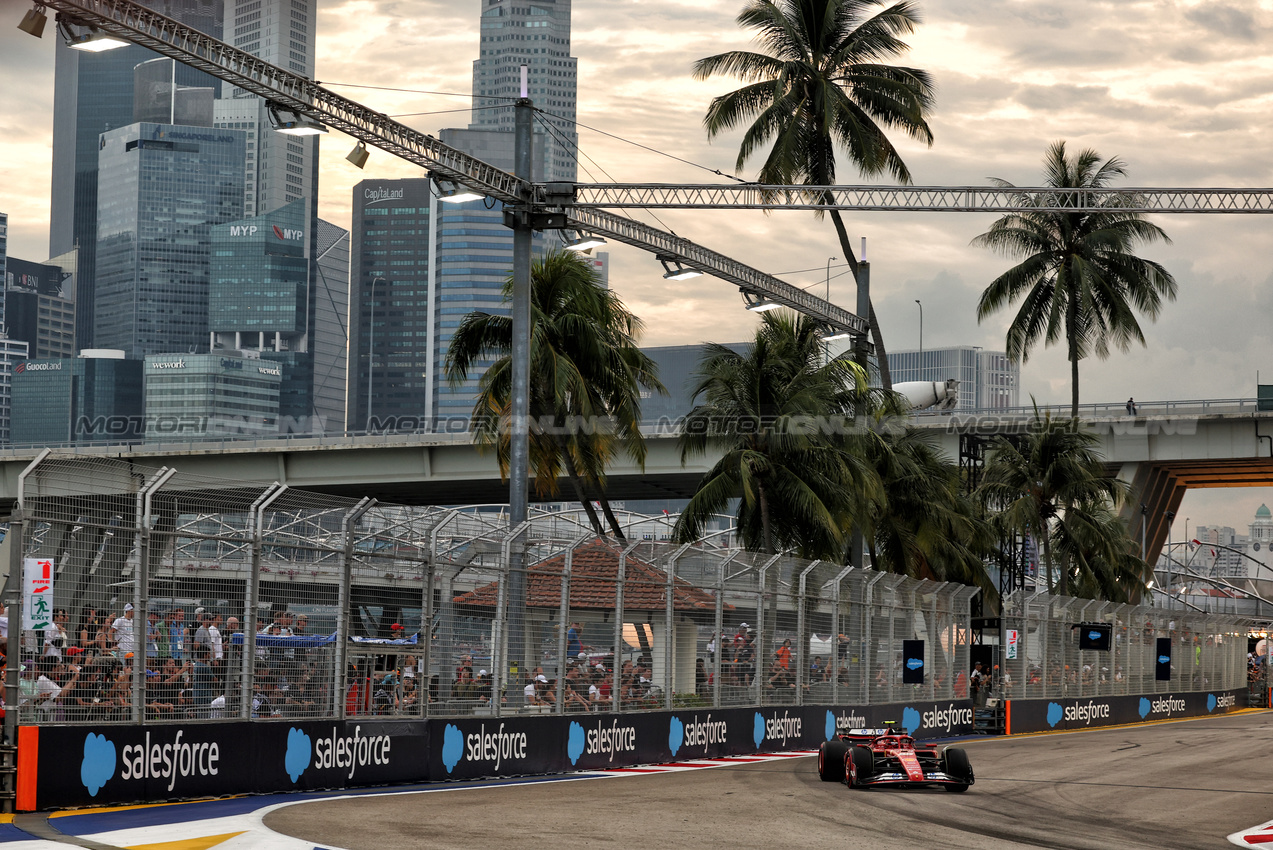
[570,184,1273,214]
[37,0,1273,338]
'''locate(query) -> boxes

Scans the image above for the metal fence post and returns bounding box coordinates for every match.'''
[666,544,690,709]
[336,498,373,719]
[712,552,738,710]
[241,483,286,719]
[134,467,176,723]
[795,561,820,706]
[828,565,853,706]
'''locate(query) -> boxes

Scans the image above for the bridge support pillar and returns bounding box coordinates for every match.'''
[1117,462,1187,574]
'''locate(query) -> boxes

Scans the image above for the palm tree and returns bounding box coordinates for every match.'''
[974,141,1178,417]
[445,249,665,538]
[976,408,1138,598]
[673,310,876,559]
[863,425,997,600]
[694,0,937,389]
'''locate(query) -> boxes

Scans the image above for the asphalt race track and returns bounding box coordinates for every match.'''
[264,711,1273,850]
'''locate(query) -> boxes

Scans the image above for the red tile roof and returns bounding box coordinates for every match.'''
[452,539,725,613]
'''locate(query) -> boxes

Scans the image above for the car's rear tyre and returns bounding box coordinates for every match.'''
[845,745,874,788]
[941,746,973,791]
[818,740,848,782]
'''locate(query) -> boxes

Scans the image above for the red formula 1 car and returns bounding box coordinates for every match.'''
[816,727,973,792]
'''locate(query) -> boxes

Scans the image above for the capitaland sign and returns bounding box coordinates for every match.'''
[364,186,405,207]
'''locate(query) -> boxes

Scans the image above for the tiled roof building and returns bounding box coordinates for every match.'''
[452,540,723,612]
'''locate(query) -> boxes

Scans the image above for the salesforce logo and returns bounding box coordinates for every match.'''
[1209,693,1236,712]
[442,724,464,773]
[1088,631,1102,641]
[753,713,765,748]
[1139,697,1152,719]
[906,657,923,670]
[1158,655,1171,665]
[81,733,116,797]
[1047,702,1063,728]
[669,714,727,757]
[568,722,586,766]
[440,722,528,774]
[83,730,221,795]
[825,711,836,741]
[285,728,311,782]
[902,706,921,734]
[569,719,636,766]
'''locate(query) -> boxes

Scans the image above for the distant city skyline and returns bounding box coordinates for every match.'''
[2,0,1272,523]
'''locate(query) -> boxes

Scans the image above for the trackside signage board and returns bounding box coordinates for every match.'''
[19,700,962,808]
[29,720,428,810]
[1006,688,1246,734]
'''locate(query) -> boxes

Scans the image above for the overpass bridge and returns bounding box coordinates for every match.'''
[0,398,1269,563]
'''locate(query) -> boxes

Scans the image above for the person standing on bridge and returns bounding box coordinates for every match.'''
[1126,397,1137,415]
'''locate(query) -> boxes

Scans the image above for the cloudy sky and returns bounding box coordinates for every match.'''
[2,0,1272,530]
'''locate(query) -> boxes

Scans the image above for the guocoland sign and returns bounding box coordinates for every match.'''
[24,701,976,808]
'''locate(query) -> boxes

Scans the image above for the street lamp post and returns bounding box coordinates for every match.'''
[366,275,384,431]
[915,299,923,356]
[824,256,835,363]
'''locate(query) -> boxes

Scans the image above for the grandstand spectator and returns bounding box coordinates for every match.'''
[191,644,215,717]
[161,608,185,661]
[76,607,103,653]
[696,658,708,696]
[144,609,161,660]
[44,608,69,661]
[775,638,792,671]
[110,604,137,657]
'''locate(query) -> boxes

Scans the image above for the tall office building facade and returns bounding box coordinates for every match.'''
[49,0,225,350]
[888,346,1019,413]
[94,122,246,358]
[0,212,7,334]
[347,0,588,432]
[214,0,319,217]
[471,0,578,183]
[4,258,75,360]
[209,200,348,433]
[11,352,144,447]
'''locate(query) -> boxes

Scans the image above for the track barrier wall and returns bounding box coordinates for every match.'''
[21,700,974,809]
[3,456,1255,810]
[1003,687,1247,735]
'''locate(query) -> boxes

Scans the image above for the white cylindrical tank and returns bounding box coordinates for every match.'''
[895,379,959,411]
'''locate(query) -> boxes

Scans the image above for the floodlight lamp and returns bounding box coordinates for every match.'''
[267,105,327,136]
[659,256,702,281]
[564,232,606,252]
[741,290,781,312]
[65,26,128,51]
[18,5,47,38]
[821,328,852,341]
[438,187,484,204]
[346,141,369,169]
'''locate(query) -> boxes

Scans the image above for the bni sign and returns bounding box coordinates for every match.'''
[22,558,54,631]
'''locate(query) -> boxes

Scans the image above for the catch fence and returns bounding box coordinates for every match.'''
[3,455,1249,727]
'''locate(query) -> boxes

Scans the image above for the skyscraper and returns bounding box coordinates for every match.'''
[214,0,319,217]
[471,0,578,183]
[94,122,246,358]
[347,0,591,432]
[49,0,225,350]
[208,200,348,433]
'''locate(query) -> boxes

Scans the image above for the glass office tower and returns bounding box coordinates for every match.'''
[94,122,246,358]
[49,0,225,350]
